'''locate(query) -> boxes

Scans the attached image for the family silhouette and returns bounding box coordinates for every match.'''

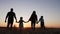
[5,8,45,31]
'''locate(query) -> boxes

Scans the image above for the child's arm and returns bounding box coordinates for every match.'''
[24,21,27,23]
[17,20,20,23]
[26,20,30,23]
[39,18,41,21]
[36,18,41,24]
[16,21,19,23]
[36,21,39,24]
[23,20,27,23]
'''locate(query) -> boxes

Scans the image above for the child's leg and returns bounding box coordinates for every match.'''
[41,22,43,28]
[33,23,35,30]
[31,22,33,29]
[42,22,45,29]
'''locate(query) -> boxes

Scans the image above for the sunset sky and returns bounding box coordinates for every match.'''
[0,0,60,28]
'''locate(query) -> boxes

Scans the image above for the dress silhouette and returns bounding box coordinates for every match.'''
[28,11,38,31]
[17,17,26,32]
[5,8,17,29]
[39,16,45,29]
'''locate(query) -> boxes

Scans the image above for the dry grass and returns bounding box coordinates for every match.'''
[0,27,60,34]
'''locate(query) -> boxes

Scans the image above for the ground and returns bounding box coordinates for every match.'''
[0,27,60,34]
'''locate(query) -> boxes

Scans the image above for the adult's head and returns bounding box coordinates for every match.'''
[33,10,36,14]
[10,8,13,12]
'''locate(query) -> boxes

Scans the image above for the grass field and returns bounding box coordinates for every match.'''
[0,27,60,34]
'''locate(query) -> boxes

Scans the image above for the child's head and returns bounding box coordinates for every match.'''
[20,17,23,20]
[41,16,43,18]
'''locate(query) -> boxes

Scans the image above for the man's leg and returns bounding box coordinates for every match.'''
[31,22,33,29]
[33,23,35,31]
[7,23,10,28]
[10,23,13,29]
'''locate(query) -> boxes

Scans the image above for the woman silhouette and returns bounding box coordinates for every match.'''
[28,11,38,31]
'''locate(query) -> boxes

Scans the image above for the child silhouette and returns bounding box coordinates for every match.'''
[17,17,26,31]
[39,16,45,29]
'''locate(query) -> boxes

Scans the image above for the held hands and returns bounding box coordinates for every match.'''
[24,21,28,23]
[16,20,17,22]
[36,21,39,24]
[27,20,29,22]
[16,20,19,23]
[24,22,27,23]
[24,20,29,23]
[5,20,6,23]
[24,21,29,23]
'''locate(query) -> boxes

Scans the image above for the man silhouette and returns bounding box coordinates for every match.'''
[28,11,38,31]
[5,8,17,29]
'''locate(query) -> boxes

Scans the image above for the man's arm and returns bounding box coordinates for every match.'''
[35,15,38,23]
[36,15,38,21]
[39,18,41,21]
[14,13,17,22]
[5,13,8,22]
